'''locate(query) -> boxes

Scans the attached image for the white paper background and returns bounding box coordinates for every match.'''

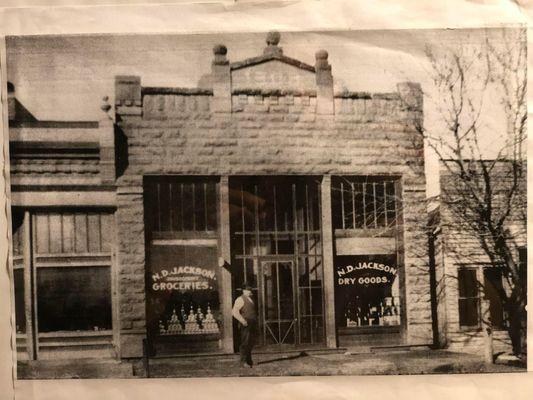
[0,1,532,399]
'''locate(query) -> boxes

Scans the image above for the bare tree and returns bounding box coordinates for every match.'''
[412,28,527,361]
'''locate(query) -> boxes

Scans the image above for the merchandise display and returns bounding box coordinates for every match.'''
[158,303,220,335]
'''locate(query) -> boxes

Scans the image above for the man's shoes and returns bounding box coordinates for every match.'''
[240,362,252,368]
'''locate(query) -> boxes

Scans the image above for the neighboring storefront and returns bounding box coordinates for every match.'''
[9,32,433,364]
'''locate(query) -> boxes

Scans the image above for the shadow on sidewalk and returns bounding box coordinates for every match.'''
[256,351,309,365]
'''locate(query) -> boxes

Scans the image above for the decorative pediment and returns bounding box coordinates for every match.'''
[227,31,316,92]
[231,58,316,92]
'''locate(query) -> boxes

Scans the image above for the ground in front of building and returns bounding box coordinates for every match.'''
[17,349,525,379]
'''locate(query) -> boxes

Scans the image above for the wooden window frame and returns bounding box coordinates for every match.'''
[13,209,116,360]
[457,266,482,331]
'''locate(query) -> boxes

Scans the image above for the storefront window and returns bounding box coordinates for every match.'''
[149,245,221,338]
[144,177,221,351]
[335,254,401,328]
[37,267,112,332]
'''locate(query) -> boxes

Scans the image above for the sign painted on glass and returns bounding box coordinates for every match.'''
[152,266,217,292]
[336,261,397,286]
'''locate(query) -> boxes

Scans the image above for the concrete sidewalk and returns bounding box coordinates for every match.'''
[17,349,525,379]
[145,349,525,378]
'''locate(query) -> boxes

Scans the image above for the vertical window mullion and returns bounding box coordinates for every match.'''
[180,183,184,231]
[191,183,196,231]
[351,182,356,230]
[373,182,378,228]
[156,183,161,232]
[274,185,278,255]
[362,182,367,229]
[340,182,345,230]
[204,182,208,232]
[383,181,389,228]
[169,182,173,232]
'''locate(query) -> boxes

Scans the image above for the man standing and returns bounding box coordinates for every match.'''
[232,284,257,368]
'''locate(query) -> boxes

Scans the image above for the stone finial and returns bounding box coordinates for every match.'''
[213,44,227,55]
[315,49,331,71]
[100,96,112,113]
[264,31,283,56]
[315,49,334,115]
[213,44,229,65]
[211,44,231,113]
[266,31,281,46]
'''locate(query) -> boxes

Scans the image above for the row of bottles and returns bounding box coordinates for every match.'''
[159,304,220,335]
[345,296,401,327]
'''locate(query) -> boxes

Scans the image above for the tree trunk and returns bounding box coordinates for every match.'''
[507,301,527,363]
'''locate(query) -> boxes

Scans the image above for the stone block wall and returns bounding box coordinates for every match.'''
[113,38,431,357]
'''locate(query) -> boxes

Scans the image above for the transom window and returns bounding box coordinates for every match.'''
[331,177,398,230]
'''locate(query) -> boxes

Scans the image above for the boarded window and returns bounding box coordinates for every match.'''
[37,267,112,332]
[34,211,113,254]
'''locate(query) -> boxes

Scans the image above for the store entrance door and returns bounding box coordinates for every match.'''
[260,259,297,347]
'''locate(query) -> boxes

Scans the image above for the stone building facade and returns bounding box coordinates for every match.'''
[9,32,432,367]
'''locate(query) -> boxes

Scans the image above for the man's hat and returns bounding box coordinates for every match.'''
[241,283,253,291]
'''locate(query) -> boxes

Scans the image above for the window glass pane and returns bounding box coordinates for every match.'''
[331,177,399,230]
[484,268,505,329]
[206,182,217,230]
[334,254,401,328]
[158,182,171,232]
[194,182,206,231]
[385,181,397,225]
[342,182,354,229]
[364,183,375,228]
[148,245,221,343]
[37,267,112,332]
[14,269,25,334]
[458,269,478,298]
[375,183,386,227]
[459,298,479,327]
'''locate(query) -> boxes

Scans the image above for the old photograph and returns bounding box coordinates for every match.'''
[5,27,527,379]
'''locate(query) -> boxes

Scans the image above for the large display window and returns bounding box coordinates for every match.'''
[144,176,221,354]
[335,254,401,329]
[331,176,404,339]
